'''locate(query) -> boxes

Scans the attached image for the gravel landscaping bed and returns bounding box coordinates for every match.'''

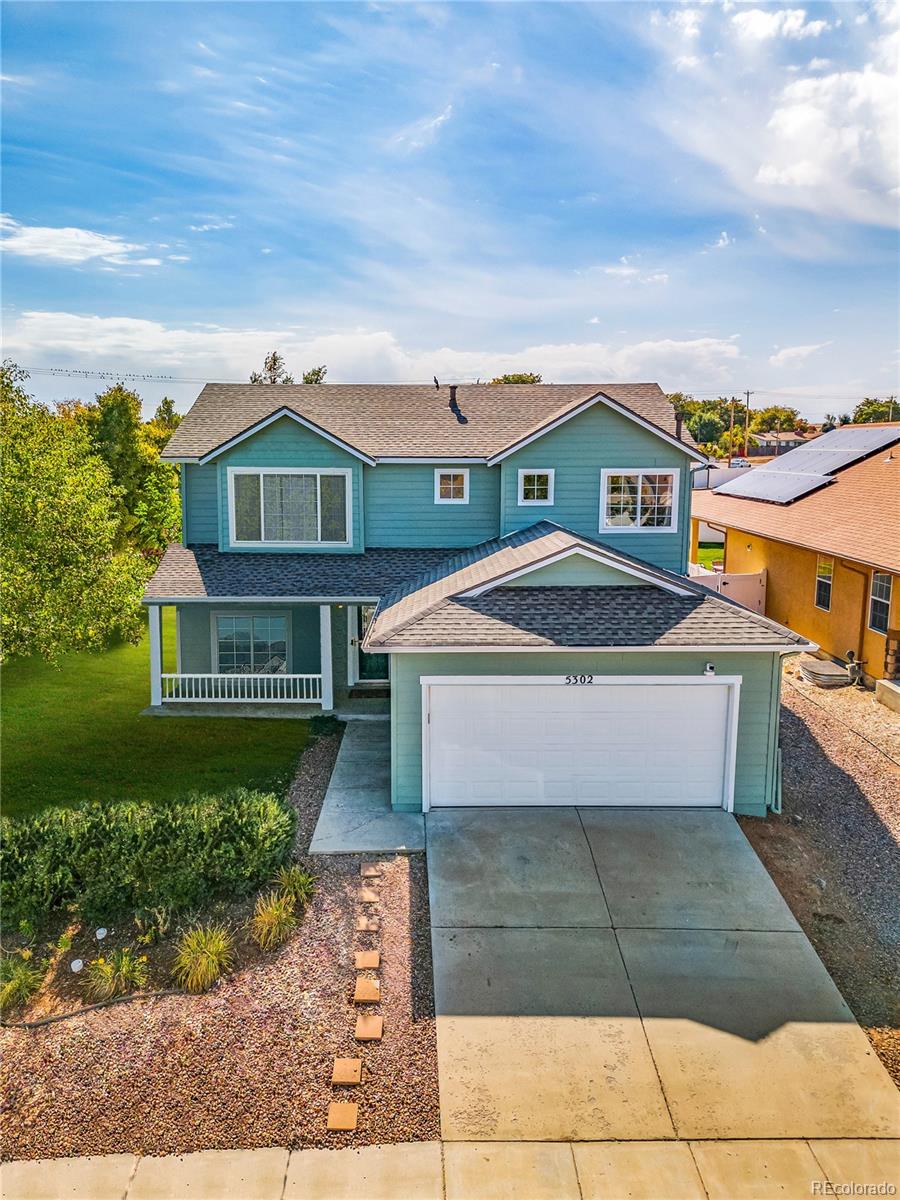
[1,729,440,1159]
[739,676,900,1085]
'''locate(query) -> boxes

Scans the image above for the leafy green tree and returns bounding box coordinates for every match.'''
[719,427,758,455]
[852,396,897,423]
[0,363,146,662]
[250,350,294,384]
[151,396,182,430]
[686,408,725,445]
[302,365,327,384]
[668,393,749,431]
[489,372,543,384]
[750,405,802,434]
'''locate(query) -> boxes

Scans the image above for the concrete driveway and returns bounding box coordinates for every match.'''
[427,808,899,1143]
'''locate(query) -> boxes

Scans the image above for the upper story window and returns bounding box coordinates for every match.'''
[600,469,679,532]
[228,468,351,546]
[434,469,469,504]
[869,571,893,635]
[814,555,833,611]
[518,469,555,506]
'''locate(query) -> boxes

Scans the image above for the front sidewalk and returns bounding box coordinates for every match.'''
[4,1138,899,1199]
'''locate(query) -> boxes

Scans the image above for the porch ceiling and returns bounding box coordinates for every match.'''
[143,544,462,602]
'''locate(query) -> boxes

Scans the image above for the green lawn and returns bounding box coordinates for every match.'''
[695,542,725,570]
[2,610,309,819]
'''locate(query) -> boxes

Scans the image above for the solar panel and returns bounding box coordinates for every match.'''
[712,424,899,504]
[715,471,830,503]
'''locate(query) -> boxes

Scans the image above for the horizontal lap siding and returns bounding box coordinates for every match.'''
[183,464,218,544]
[501,405,691,573]
[363,464,499,547]
[391,651,780,816]
[216,418,363,553]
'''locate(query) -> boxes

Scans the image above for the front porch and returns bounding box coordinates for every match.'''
[145,600,385,714]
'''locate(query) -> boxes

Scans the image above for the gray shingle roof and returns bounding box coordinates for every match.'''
[161,382,699,461]
[363,520,809,650]
[375,586,808,648]
[143,544,460,601]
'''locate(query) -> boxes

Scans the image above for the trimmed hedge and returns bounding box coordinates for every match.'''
[1,789,296,924]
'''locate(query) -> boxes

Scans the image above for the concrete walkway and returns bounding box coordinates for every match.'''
[427,808,900,1143]
[309,721,425,854]
[4,1138,899,1199]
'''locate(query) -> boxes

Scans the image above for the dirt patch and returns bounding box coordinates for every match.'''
[739,679,900,1085]
[1,730,439,1159]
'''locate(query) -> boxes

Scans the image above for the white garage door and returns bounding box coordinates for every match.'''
[424,676,738,809]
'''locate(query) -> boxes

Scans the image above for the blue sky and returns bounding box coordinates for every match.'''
[2,1,897,419]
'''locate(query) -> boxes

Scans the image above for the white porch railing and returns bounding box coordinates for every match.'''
[160,673,323,704]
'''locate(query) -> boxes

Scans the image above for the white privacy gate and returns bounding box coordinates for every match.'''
[422,675,741,811]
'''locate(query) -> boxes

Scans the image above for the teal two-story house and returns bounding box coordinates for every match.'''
[146,382,812,817]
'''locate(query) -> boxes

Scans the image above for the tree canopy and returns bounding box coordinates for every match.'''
[489,372,542,385]
[1,364,146,662]
[852,397,897,424]
[249,351,327,385]
[750,405,806,434]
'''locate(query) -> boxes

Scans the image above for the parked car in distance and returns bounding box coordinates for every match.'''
[729,457,752,468]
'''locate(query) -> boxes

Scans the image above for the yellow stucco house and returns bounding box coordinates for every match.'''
[691,425,900,683]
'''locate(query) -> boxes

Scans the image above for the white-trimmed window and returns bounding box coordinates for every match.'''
[228,468,351,546]
[434,469,469,504]
[213,613,289,674]
[600,469,679,531]
[518,469,555,506]
[869,572,893,635]
[814,555,833,611]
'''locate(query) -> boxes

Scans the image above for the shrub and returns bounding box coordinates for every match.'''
[82,947,149,1003]
[1,788,296,924]
[272,865,316,907]
[309,713,342,738]
[0,956,42,1015]
[249,890,297,950]
[172,923,234,993]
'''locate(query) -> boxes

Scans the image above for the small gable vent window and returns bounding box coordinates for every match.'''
[869,571,893,635]
[601,469,678,532]
[814,555,833,611]
[229,468,351,546]
[434,469,469,504]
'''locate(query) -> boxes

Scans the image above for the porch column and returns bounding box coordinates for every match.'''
[148,603,163,707]
[319,605,334,710]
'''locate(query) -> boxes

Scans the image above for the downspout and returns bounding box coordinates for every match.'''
[837,559,870,665]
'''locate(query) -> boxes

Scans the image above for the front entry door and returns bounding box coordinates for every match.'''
[357,605,389,682]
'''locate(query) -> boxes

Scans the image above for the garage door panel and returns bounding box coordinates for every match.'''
[426,679,734,809]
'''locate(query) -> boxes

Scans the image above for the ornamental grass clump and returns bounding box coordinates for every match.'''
[172,923,234,993]
[271,864,317,907]
[0,955,43,1015]
[82,947,149,1003]
[249,890,297,950]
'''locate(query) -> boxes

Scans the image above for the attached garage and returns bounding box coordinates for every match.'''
[422,676,740,810]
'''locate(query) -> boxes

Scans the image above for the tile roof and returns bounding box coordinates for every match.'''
[692,443,900,573]
[143,544,459,601]
[375,586,809,648]
[161,382,699,461]
[364,520,807,650]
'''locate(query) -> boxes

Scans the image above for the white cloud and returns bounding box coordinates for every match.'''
[708,231,732,249]
[3,310,743,391]
[167,254,190,262]
[388,103,454,152]
[603,256,668,284]
[668,9,703,38]
[188,220,234,232]
[674,55,702,71]
[0,215,160,268]
[0,73,33,86]
[768,341,831,367]
[732,9,830,40]
[807,57,832,70]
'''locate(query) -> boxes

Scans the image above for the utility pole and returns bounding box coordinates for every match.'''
[727,396,735,467]
[889,395,896,422]
[743,389,754,459]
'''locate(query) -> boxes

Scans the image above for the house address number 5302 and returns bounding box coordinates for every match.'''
[565,674,594,685]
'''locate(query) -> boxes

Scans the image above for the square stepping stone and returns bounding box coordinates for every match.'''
[353,977,380,1004]
[354,950,381,970]
[356,916,380,932]
[358,887,379,904]
[360,863,381,877]
[326,1101,358,1132]
[331,1057,362,1085]
[355,1013,383,1041]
